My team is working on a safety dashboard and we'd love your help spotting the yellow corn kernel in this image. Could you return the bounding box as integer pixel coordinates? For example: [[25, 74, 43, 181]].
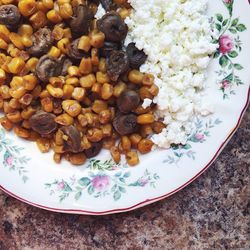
[[72, 87, 86, 101], [80, 74, 96, 88], [21, 36, 33, 47], [0, 38, 8, 50], [49, 77, 63, 88], [0, 25, 10, 42], [0, 117, 13, 131], [63, 27, 72, 39], [63, 84, 74, 99], [59, 3, 73, 19], [36, 0, 48, 12], [138, 139, 154, 154], [29, 11, 48, 29], [89, 31, 105, 48], [46, 84, 63, 98], [47, 46, 61, 58], [62, 100, 82, 117], [2, 0, 15, 4], [128, 70, 144, 84], [65, 77, 79, 86], [57, 38, 70, 53], [101, 83, 113, 100], [137, 114, 155, 125], [18, 24, 33, 36], [9, 76, 23, 89], [18, 0, 37, 17], [36, 138, 51, 153], [79, 58, 92, 75], [9, 33, 24, 50], [0, 68, 6, 84], [126, 151, 139, 166], [57, 0, 70, 4], [110, 146, 121, 164], [9, 98, 21, 109], [69, 153, 86, 166], [9, 86, 26, 99], [78, 36, 91, 52], [52, 25, 64, 41], [39, 89, 50, 99], [41, 96, 54, 112], [96, 71, 110, 84], [55, 113, 74, 126], [47, 9, 63, 23], [8, 57, 25, 74], [92, 100, 108, 114], [14, 126, 30, 139], [142, 73, 154, 86], [42, 0, 54, 9], [26, 57, 38, 72], [67, 65, 80, 76], [118, 7, 131, 19]]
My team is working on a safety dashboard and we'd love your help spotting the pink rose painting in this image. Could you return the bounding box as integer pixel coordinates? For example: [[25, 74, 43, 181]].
[[92, 175, 110, 191], [219, 35, 234, 54]]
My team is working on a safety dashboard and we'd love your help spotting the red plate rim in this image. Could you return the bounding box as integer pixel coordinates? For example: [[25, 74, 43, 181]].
[[0, 87, 249, 215]]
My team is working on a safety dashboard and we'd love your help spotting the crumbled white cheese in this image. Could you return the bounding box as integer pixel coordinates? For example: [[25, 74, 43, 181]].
[[95, 4, 106, 19], [142, 98, 153, 109], [125, 0, 217, 148]]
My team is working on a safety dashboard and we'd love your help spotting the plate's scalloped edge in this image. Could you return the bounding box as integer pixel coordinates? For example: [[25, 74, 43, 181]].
[[0, 87, 249, 215]]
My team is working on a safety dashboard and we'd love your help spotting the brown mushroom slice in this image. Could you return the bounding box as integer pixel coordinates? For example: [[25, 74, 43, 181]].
[[113, 114, 138, 135], [30, 111, 57, 135], [60, 125, 81, 153], [0, 4, 21, 29], [84, 142, 103, 158]]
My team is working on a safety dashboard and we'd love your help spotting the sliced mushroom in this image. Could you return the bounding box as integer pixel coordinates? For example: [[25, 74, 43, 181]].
[[27, 27, 53, 57], [126, 43, 147, 69], [69, 5, 94, 37], [84, 142, 103, 158], [97, 12, 128, 42], [35, 55, 62, 82], [60, 125, 81, 153], [0, 5, 21, 29], [67, 39, 90, 61], [117, 90, 140, 113], [106, 50, 129, 81], [113, 114, 138, 135], [30, 111, 57, 135]]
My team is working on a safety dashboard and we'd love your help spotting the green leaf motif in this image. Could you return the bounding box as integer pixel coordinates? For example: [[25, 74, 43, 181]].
[[113, 191, 121, 201], [216, 14, 223, 22], [88, 185, 95, 195], [215, 23, 222, 31], [78, 177, 91, 187], [236, 24, 247, 32], [228, 51, 238, 58], [231, 18, 239, 26], [219, 55, 229, 67], [234, 64, 243, 70]]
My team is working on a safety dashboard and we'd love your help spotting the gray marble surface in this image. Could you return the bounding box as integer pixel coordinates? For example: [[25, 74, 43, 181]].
[[0, 108, 249, 250]]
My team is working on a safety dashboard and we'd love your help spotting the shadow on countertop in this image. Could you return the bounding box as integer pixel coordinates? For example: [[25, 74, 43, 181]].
[[0, 108, 249, 250]]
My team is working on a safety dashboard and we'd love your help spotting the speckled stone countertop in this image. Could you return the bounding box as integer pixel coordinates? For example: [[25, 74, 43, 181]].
[[0, 108, 249, 250]]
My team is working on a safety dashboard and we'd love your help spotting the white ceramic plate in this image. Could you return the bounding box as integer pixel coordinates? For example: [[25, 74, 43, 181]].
[[0, 0, 249, 215]]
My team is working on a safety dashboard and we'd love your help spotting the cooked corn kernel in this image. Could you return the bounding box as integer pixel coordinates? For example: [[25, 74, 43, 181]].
[[57, 38, 70, 53], [18, 0, 37, 17], [137, 114, 155, 124], [48, 46, 61, 58], [96, 71, 110, 84], [92, 100, 108, 114], [80, 74, 96, 88], [62, 100, 82, 117], [79, 58, 92, 75], [68, 66, 80, 77], [126, 151, 139, 166], [14, 126, 30, 138], [41, 96, 54, 112], [0, 38, 8, 50], [46, 84, 64, 98], [47, 10, 63, 23], [101, 83, 113, 100], [9, 33, 24, 50], [52, 25, 64, 40], [69, 153, 86, 165], [42, 0, 54, 9], [23, 74, 38, 90], [59, 3, 73, 19], [36, 137, 51, 153], [29, 11, 48, 29], [138, 139, 154, 154], [55, 113, 74, 126], [72, 87, 86, 101], [78, 36, 91, 52], [128, 70, 144, 84], [110, 146, 121, 164], [63, 84, 74, 99]]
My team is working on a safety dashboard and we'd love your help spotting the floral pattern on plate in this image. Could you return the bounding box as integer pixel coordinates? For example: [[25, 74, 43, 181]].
[[212, 0, 247, 99], [0, 128, 30, 183], [45, 160, 160, 202]]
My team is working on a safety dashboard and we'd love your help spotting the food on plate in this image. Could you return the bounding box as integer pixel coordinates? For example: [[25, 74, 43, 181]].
[[0, 0, 164, 166], [0, 0, 215, 166]]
